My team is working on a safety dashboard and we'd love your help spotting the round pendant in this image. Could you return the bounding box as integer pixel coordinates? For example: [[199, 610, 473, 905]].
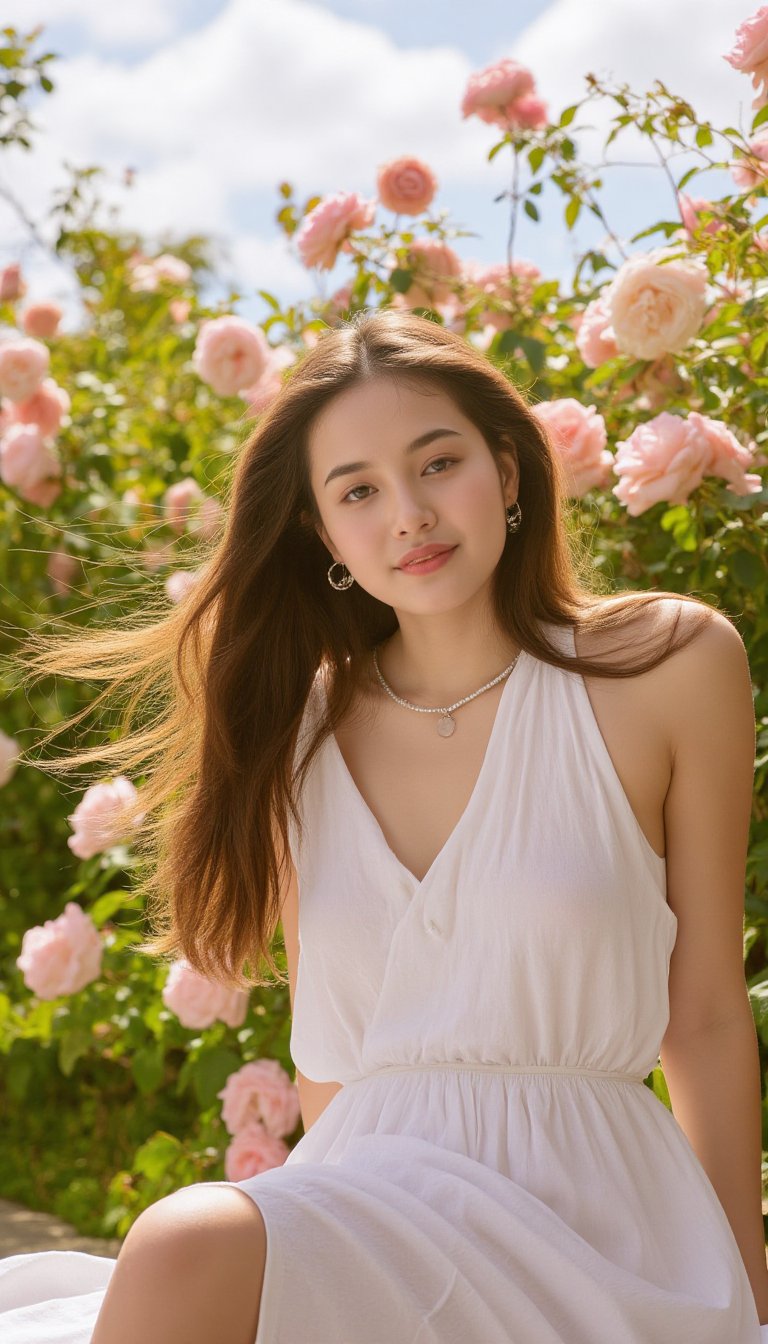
[[437, 714, 456, 737]]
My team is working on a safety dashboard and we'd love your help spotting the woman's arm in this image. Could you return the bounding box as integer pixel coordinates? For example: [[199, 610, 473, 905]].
[[656, 607, 768, 1319]]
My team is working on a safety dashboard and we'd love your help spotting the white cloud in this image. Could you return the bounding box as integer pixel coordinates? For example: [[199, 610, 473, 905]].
[[4, 0, 188, 47]]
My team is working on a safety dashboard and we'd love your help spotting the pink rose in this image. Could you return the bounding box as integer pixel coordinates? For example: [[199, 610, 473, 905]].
[[463, 259, 542, 329], [21, 302, 63, 340], [47, 549, 79, 595], [730, 131, 768, 189], [0, 337, 50, 402], [402, 238, 462, 308], [376, 156, 438, 215], [9, 378, 70, 438], [16, 902, 103, 1000], [723, 5, 768, 108], [152, 254, 192, 284], [161, 958, 249, 1029], [0, 263, 25, 303], [678, 195, 724, 238], [169, 298, 191, 324], [295, 191, 376, 270], [187, 494, 224, 541], [606, 248, 708, 361], [531, 398, 613, 497], [223, 1122, 290, 1182], [687, 412, 763, 496], [612, 411, 711, 516], [575, 296, 619, 367], [460, 58, 537, 129], [128, 252, 191, 292], [192, 315, 271, 397], [218, 1059, 301, 1138], [0, 423, 62, 504], [0, 728, 20, 786], [165, 569, 202, 603], [67, 775, 143, 860], [505, 95, 549, 130], [163, 477, 205, 533]]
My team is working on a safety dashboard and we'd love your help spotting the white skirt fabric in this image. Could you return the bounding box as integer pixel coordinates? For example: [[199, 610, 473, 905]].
[[2, 622, 766, 1341]]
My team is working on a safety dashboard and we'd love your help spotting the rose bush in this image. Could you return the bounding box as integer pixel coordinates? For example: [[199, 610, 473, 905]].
[[0, 16, 766, 1240]]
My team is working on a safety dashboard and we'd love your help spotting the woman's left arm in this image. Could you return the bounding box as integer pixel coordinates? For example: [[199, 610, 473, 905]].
[[657, 607, 768, 1321]]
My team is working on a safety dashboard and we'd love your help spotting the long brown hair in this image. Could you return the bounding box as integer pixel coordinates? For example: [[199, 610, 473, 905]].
[[12, 308, 714, 989]]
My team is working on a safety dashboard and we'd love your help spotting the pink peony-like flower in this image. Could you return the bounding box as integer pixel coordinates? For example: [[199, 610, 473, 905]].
[[0, 423, 62, 505], [0, 337, 50, 402], [163, 477, 205, 533], [376, 156, 438, 215], [402, 238, 462, 308], [0, 263, 25, 303], [461, 58, 537, 129], [687, 412, 763, 496], [161, 958, 250, 1030], [128, 252, 192, 292], [723, 5, 768, 108], [296, 191, 376, 270], [193, 315, 271, 397], [531, 398, 613, 498], [575, 296, 620, 367], [165, 569, 203, 603], [21, 302, 63, 340], [67, 775, 143, 860], [605, 248, 708, 361], [47, 549, 79, 596], [218, 1059, 301, 1138], [730, 131, 768, 189], [504, 94, 549, 130], [16, 902, 103, 1000], [170, 298, 191, 324], [612, 411, 712, 516], [0, 728, 20, 786], [223, 1122, 290, 1182], [677, 195, 724, 238], [9, 378, 70, 438]]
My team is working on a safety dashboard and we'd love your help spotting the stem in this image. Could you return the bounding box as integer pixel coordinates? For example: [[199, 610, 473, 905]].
[[506, 141, 521, 269]]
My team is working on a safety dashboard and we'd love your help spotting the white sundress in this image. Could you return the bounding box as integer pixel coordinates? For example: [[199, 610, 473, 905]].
[[1, 619, 766, 1343]]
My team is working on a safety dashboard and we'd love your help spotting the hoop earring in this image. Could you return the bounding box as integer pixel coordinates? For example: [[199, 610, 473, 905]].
[[327, 560, 355, 590], [506, 501, 522, 533]]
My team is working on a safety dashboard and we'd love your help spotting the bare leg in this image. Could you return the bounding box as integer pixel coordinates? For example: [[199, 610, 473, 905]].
[[91, 1184, 268, 1344]]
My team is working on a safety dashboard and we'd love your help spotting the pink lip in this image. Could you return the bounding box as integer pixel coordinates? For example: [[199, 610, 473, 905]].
[[398, 546, 457, 574]]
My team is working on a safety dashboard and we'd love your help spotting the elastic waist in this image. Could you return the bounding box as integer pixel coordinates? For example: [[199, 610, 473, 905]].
[[354, 1062, 647, 1084]]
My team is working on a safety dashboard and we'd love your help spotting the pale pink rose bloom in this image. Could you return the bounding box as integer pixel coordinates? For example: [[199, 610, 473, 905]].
[[531, 398, 613, 497], [0, 423, 62, 502], [677, 195, 724, 238], [10, 378, 70, 438], [575, 296, 620, 367], [218, 1058, 301, 1137], [730, 131, 768, 189], [162, 958, 250, 1030], [21, 302, 63, 340], [0, 728, 20, 786], [295, 191, 376, 270], [606, 248, 708, 361], [163, 477, 205, 533], [47, 549, 79, 595], [723, 5, 768, 108], [0, 263, 25, 303], [188, 494, 224, 541], [128, 252, 191, 292], [464, 259, 542, 329], [376, 156, 438, 215], [0, 337, 50, 402], [193, 315, 271, 397], [169, 298, 191, 324], [242, 365, 284, 417], [165, 569, 202, 603], [270, 343, 298, 370], [505, 94, 549, 130], [461, 58, 536, 128], [152, 254, 192, 284], [612, 411, 711, 516], [16, 902, 103, 1000], [67, 775, 143, 860], [23, 477, 62, 508], [224, 1122, 290, 1182], [687, 412, 763, 496], [403, 238, 462, 308]]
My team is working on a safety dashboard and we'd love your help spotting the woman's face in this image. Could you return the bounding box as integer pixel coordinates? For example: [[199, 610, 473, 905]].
[[307, 374, 519, 616]]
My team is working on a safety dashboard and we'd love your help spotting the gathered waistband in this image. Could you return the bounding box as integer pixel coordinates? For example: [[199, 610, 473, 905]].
[[352, 1062, 647, 1085]]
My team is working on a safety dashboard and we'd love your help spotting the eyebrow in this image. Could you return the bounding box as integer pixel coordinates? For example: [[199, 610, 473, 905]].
[[323, 428, 463, 487]]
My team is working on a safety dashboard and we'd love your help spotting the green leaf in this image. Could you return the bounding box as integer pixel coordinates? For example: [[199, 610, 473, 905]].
[[131, 1043, 165, 1095], [58, 1027, 91, 1077], [89, 889, 135, 927], [133, 1131, 183, 1182], [524, 199, 539, 222], [389, 267, 413, 294], [193, 1045, 243, 1110], [731, 549, 766, 589], [695, 125, 713, 148], [565, 197, 581, 230], [753, 103, 768, 132], [558, 104, 578, 128], [528, 145, 545, 174]]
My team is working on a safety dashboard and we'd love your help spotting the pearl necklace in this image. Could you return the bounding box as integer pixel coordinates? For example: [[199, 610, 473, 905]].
[[371, 644, 522, 737]]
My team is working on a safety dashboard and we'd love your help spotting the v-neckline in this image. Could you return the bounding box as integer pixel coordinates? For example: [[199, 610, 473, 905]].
[[321, 650, 531, 893]]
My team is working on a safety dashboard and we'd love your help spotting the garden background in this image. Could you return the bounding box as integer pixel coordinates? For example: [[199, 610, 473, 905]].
[[1, 0, 767, 1243]]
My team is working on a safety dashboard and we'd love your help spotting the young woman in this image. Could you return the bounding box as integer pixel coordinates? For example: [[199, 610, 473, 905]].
[[1, 309, 766, 1343]]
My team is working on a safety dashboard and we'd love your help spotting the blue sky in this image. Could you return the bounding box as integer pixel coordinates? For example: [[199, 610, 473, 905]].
[[2, 0, 755, 329]]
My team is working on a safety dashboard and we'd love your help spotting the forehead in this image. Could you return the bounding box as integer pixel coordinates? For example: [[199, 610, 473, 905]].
[[308, 375, 469, 452]]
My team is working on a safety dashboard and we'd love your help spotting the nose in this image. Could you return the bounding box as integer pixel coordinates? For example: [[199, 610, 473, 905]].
[[390, 483, 437, 535]]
